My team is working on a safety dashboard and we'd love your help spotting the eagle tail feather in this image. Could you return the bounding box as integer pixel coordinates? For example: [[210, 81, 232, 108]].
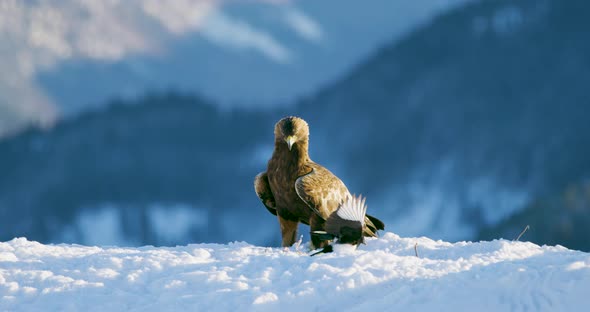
[[367, 214, 385, 230], [363, 214, 385, 237]]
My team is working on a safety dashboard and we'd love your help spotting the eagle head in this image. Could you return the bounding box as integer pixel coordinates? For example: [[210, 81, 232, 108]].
[[274, 116, 309, 151]]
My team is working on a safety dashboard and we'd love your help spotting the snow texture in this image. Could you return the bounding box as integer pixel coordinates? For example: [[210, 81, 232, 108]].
[[1, 233, 589, 311]]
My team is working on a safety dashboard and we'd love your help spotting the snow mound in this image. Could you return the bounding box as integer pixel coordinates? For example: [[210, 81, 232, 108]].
[[1, 233, 589, 311]]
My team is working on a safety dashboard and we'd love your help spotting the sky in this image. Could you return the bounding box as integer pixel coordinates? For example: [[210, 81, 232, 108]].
[[0, 0, 471, 136]]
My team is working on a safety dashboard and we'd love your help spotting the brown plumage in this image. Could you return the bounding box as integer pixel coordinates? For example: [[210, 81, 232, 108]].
[[254, 116, 384, 249]]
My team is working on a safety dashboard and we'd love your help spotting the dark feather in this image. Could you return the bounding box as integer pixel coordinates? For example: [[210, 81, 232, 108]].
[[310, 245, 334, 256], [367, 214, 385, 231], [254, 172, 277, 216], [312, 231, 336, 241]]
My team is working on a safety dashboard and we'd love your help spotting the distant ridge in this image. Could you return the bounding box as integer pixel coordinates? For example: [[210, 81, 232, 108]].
[[1, 0, 589, 250]]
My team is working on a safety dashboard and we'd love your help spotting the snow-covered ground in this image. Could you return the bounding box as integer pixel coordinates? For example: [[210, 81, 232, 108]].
[[1, 233, 589, 311]]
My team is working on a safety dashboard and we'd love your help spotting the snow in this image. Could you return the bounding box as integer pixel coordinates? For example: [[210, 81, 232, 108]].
[[148, 204, 209, 244], [57, 203, 211, 247], [1, 234, 589, 311], [58, 205, 135, 247], [376, 159, 531, 241]]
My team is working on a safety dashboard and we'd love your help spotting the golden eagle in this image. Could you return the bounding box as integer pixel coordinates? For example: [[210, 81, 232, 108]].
[[254, 116, 384, 249]]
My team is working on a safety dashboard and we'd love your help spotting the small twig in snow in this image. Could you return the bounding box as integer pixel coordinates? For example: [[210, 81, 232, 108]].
[[414, 243, 419, 258], [514, 225, 530, 241], [294, 235, 304, 252]]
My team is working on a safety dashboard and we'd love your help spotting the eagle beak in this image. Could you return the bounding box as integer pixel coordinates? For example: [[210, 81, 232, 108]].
[[285, 136, 296, 151]]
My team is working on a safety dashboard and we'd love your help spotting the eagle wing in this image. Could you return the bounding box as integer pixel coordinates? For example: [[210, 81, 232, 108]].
[[254, 172, 277, 216], [296, 165, 385, 239], [294, 164, 351, 220]]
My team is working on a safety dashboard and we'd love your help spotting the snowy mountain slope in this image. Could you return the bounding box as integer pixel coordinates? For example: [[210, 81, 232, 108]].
[[2, 0, 590, 250], [0, 0, 471, 137], [292, 0, 590, 241], [1, 234, 589, 311], [479, 181, 590, 252]]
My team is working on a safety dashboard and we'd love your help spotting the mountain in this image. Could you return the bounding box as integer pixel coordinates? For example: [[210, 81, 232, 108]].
[[1, 0, 589, 249], [1, 235, 589, 311], [289, 0, 590, 240], [0, 0, 470, 137], [0, 93, 278, 246], [478, 180, 590, 251]]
